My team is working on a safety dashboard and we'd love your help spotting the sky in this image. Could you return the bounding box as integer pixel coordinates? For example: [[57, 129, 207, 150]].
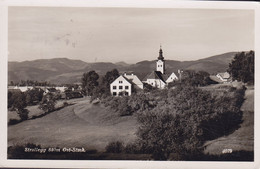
[[8, 7, 254, 63]]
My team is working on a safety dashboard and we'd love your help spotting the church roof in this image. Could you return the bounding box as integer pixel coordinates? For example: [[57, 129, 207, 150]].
[[144, 71, 166, 83]]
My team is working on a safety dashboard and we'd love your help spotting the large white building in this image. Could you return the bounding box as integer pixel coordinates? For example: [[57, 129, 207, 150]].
[[110, 73, 143, 96], [110, 75, 132, 96], [143, 46, 179, 89]]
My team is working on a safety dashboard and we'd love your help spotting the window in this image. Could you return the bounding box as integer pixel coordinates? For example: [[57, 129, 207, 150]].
[[119, 86, 123, 89], [119, 92, 123, 96], [119, 81, 123, 83], [125, 92, 129, 96], [125, 86, 129, 90], [113, 86, 116, 89], [113, 92, 117, 96]]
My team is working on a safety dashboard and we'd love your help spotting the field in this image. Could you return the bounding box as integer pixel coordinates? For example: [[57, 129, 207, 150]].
[[8, 85, 254, 157], [8, 97, 138, 151]]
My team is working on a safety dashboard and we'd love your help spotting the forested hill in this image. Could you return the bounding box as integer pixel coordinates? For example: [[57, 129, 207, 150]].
[[8, 52, 238, 84]]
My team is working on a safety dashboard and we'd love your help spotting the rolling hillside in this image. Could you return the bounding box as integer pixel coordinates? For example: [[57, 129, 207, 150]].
[[8, 52, 239, 84]]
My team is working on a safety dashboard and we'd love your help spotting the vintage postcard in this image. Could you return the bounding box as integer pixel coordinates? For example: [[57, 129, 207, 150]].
[[0, 0, 259, 168]]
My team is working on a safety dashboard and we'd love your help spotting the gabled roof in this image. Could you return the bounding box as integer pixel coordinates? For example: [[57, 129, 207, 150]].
[[144, 71, 166, 83], [217, 72, 230, 79], [124, 74, 143, 86], [111, 75, 132, 86]]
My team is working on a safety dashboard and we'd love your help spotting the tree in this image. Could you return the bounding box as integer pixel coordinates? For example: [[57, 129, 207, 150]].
[[179, 70, 216, 87], [228, 51, 254, 84], [81, 71, 99, 96], [101, 69, 120, 95], [8, 90, 29, 120], [39, 93, 57, 113], [25, 88, 44, 105], [136, 85, 244, 160]]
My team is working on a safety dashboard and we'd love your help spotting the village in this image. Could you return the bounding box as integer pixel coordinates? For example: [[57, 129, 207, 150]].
[[8, 47, 231, 98], [7, 48, 254, 161]]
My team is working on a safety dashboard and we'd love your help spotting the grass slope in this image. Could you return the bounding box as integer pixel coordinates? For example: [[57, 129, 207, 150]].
[[8, 98, 137, 151], [203, 88, 254, 155]]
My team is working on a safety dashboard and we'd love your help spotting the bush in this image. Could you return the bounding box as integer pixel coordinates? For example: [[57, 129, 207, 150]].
[[63, 101, 69, 107], [136, 85, 245, 160], [17, 108, 29, 121], [39, 93, 57, 113], [8, 119, 21, 125], [124, 142, 143, 154], [105, 141, 125, 153]]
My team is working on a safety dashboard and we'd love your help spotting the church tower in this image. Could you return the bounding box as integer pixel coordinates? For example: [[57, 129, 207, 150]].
[[156, 45, 165, 74]]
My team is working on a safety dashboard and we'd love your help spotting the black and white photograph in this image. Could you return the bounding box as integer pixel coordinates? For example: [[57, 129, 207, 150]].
[[0, 0, 259, 168]]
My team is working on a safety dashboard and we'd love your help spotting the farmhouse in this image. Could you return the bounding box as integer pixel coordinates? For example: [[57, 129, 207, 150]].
[[110, 73, 143, 96], [143, 46, 179, 89], [216, 72, 231, 82]]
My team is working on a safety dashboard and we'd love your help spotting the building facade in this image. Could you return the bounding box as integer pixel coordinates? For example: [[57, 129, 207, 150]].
[[110, 75, 132, 96]]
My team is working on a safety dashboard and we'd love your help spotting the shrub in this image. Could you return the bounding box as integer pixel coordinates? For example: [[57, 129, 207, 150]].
[[124, 142, 143, 154], [17, 108, 29, 121], [8, 119, 21, 125], [105, 141, 125, 153], [39, 93, 57, 113], [136, 85, 245, 160], [63, 101, 69, 107]]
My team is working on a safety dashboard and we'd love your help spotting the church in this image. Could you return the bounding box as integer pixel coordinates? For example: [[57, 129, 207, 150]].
[[143, 46, 179, 89]]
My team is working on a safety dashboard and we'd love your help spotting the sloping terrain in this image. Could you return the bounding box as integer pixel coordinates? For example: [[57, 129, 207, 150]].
[[8, 98, 138, 151], [203, 88, 254, 155]]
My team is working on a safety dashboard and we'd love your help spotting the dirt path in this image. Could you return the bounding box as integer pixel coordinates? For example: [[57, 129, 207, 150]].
[[203, 88, 254, 155]]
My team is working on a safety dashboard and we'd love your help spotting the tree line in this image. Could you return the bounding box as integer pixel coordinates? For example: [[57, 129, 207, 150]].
[[228, 50, 254, 84]]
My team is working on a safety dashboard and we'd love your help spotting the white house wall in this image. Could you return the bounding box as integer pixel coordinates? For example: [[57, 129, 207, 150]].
[[110, 76, 132, 96], [166, 72, 179, 83], [147, 79, 166, 89]]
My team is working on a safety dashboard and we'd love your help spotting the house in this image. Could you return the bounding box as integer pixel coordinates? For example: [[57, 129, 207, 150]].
[[110, 72, 144, 96], [143, 46, 179, 89], [110, 75, 132, 96], [123, 73, 144, 89], [216, 72, 231, 82]]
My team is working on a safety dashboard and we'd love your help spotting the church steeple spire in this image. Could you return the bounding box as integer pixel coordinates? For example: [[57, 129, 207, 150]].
[[158, 45, 164, 60], [156, 45, 165, 74]]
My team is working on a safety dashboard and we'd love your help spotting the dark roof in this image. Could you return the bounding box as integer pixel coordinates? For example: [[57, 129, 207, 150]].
[[144, 71, 166, 83], [121, 75, 134, 85]]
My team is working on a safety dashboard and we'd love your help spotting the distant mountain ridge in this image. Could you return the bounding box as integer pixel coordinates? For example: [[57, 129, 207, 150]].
[[8, 52, 238, 84]]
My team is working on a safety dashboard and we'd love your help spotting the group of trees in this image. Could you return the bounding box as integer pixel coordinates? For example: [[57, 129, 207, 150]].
[[8, 90, 29, 121], [8, 88, 45, 121], [81, 69, 119, 99], [9, 80, 54, 87], [168, 70, 217, 88], [103, 83, 245, 160], [8, 88, 57, 122], [228, 51, 254, 84], [136, 85, 245, 160]]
